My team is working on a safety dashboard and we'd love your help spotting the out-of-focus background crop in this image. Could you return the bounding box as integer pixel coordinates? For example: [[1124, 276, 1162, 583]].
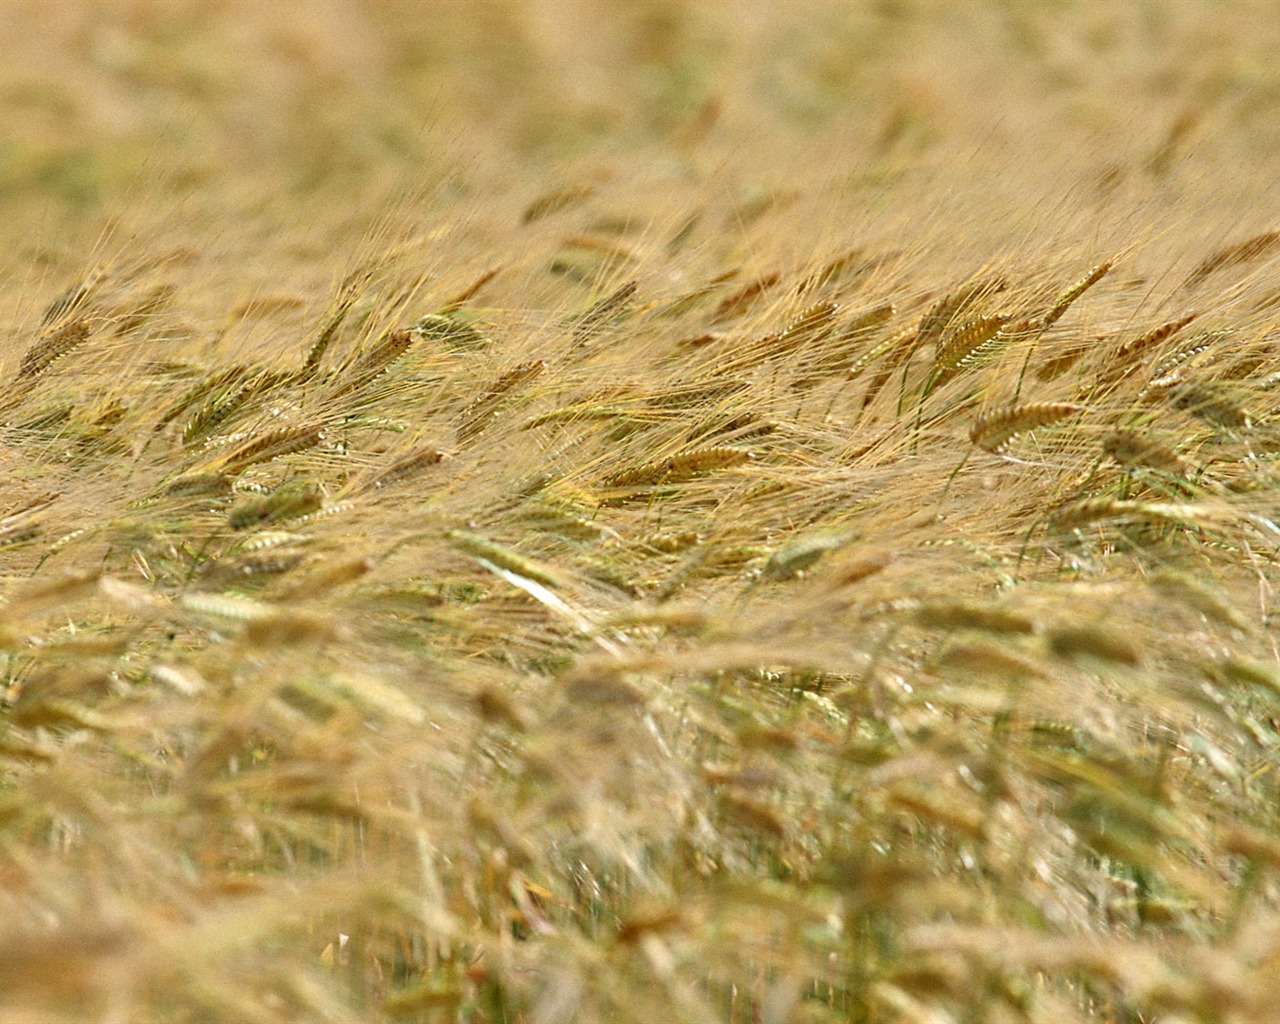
[[4, 1, 1279, 222], [3, 1, 1279, 332]]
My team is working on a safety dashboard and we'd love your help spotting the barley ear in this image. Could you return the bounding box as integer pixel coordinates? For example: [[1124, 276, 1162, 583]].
[[17, 318, 95, 379], [969, 402, 1083, 453], [925, 312, 1015, 394], [1040, 260, 1113, 330]]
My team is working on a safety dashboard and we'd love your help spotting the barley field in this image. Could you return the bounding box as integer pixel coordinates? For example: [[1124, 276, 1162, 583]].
[[6, 2, 1280, 1021]]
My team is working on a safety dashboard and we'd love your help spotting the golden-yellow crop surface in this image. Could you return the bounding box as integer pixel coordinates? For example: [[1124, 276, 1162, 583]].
[[4, 3, 1280, 1021]]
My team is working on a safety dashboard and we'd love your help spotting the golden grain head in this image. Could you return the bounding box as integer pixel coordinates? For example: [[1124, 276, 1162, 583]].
[[969, 402, 1083, 453]]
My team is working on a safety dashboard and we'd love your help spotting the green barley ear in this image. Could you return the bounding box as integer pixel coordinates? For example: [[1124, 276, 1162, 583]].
[[848, 324, 917, 382], [154, 365, 251, 433], [297, 262, 383, 383], [760, 528, 856, 581], [1094, 312, 1200, 395], [330, 329, 416, 397], [412, 312, 491, 351], [298, 298, 353, 382], [1116, 312, 1199, 364], [1164, 379, 1253, 430], [164, 472, 233, 497], [445, 529, 567, 589], [181, 372, 283, 447], [796, 246, 869, 295]]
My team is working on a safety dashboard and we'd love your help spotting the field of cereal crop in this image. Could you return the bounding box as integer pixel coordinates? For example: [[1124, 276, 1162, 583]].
[[6, 3, 1280, 1021]]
